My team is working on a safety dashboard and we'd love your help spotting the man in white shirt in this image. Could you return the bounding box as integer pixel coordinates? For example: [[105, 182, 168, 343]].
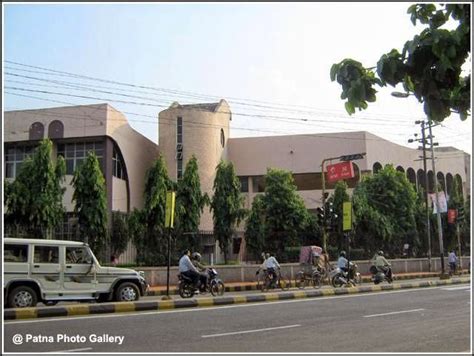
[[264, 253, 280, 283], [179, 249, 200, 288]]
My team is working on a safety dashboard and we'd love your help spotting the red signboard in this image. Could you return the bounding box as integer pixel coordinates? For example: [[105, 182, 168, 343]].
[[326, 161, 355, 182], [448, 209, 457, 224]]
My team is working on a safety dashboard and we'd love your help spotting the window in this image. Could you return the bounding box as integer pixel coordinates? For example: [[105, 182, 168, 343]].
[[112, 146, 126, 180], [372, 162, 382, 174], [48, 120, 64, 139], [34, 246, 59, 264], [66, 247, 92, 264], [4, 146, 35, 178], [292, 173, 320, 191], [238, 176, 249, 192], [177, 117, 183, 180], [29, 122, 44, 140], [4, 244, 28, 263], [220, 129, 225, 148], [252, 176, 266, 192], [57, 142, 103, 175]]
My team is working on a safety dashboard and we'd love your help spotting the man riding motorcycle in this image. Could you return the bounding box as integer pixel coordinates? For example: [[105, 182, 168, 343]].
[[372, 250, 393, 282], [337, 251, 349, 273], [178, 249, 201, 289], [191, 252, 208, 291]]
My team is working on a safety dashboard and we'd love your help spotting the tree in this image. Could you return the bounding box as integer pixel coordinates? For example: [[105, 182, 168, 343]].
[[244, 168, 319, 261], [330, 4, 470, 122], [244, 194, 266, 259], [72, 151, 108, 255], [4, 139, 65, 238], [175, 155, 208, 253], [130, 155, 173, 266], [110, 212, 130, 259], [329, 180, 350, 251], [211, 160, 246, 264], [353, 165, 419, 257]]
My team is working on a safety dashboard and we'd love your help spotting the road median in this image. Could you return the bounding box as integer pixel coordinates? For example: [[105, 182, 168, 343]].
[[4, 276, 470, 321]]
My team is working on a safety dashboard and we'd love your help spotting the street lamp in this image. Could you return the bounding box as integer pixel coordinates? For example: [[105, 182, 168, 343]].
[[320, 152, 366, 254]]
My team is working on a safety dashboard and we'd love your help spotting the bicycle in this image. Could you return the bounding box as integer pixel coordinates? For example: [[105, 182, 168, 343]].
[[295, 266, 322, 289], [261, 268, 291, 292]]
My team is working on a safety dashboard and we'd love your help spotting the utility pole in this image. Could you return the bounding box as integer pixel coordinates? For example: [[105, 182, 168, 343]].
[[427, 120, 447, 278], [411, 120, 432, 271]]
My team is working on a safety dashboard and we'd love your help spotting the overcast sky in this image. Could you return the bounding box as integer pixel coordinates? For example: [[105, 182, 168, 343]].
[[3, 2, 472, 154]]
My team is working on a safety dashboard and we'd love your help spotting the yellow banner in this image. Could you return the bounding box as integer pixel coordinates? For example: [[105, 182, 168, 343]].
[[343, 201, 352, 231], [165, 191, 176, 228]]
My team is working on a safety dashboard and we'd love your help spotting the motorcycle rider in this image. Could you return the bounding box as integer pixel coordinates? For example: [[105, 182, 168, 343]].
[[191, 252, 208, 291], [178, 249, 200, 289], [337, 251, 349, 274], [373, 250, 392, 281]]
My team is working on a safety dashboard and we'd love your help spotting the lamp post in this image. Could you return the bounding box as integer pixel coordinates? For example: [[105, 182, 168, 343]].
[[320, 152, 366, 254]]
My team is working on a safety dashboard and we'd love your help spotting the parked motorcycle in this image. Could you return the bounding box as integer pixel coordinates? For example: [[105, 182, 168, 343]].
[[369, 265, 393, 284], [330, 262, 361, 288], [178, 268, 225, 298]]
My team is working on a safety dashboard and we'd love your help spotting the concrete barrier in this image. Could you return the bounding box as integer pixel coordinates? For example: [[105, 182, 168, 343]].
[[137, 256, 470, 286]]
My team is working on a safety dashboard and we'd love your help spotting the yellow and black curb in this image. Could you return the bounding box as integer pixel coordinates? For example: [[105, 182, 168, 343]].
[[4, 276, 470, 321]]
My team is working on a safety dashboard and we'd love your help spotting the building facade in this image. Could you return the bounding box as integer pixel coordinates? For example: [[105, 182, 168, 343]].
[[4, 101, 471, 264]]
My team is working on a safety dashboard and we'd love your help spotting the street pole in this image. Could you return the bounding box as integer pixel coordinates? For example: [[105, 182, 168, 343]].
[[166, 227, 171, 298], [321, 158, 328, 254], [456, 222, 462, 272], [420, 121, 432, 271], [427, 120, 446, 277]]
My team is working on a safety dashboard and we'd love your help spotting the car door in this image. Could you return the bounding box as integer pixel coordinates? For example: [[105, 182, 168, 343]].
[[31, 244, 62, 297], [63, 246, 97, 296]]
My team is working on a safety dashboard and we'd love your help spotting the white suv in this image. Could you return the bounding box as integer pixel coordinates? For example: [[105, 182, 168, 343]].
[[4, 238, 148, 308]]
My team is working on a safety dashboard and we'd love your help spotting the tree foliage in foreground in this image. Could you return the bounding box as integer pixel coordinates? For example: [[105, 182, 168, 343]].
[[5, 139, 65, 238], [331, 3, 470, 122]]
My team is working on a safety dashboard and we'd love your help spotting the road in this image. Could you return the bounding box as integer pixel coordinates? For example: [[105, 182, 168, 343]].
[[4, 285, 471, 353]]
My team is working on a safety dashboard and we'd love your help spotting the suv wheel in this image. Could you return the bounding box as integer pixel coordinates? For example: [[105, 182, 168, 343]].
[[8, 286, 38, 308], [115, 282, 139, 302]]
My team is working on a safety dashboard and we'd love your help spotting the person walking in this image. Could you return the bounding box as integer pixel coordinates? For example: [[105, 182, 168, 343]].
[[448, 250, 457, 275]]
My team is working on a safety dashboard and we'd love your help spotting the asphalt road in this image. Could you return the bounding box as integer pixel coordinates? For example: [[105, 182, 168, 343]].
[[4, 284, 471, 353]]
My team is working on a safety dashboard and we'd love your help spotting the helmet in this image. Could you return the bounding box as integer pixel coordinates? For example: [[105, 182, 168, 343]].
[[191, 252, 201, 261], [378, 250, 384, 256], [340, 251, 346, 257]]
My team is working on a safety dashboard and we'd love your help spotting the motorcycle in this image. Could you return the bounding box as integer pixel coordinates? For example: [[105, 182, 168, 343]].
[[370, 265, 393, 284], [330, 262, 361, 288], [178, 268, 225, 298]]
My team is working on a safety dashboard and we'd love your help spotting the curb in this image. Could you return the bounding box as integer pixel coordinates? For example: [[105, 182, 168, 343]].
[[4, 277, 470, 321], [146, 271, 469, 296]]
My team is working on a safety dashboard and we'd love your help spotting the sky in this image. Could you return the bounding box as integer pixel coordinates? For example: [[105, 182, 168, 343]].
[[3, 2, 472, 155]]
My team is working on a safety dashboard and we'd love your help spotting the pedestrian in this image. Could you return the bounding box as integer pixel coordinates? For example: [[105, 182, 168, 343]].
[[111, 254, 118, 266], [448, 250, 457, 275]]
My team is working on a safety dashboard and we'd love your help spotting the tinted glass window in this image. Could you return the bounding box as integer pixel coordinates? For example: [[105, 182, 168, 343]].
[[34, 246, 59, 264], [4, 244, 28, 263]]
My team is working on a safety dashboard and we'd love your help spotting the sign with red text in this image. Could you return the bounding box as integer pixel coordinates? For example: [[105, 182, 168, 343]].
[[326, 161, 355, 182], [447, 209, 457, 224]]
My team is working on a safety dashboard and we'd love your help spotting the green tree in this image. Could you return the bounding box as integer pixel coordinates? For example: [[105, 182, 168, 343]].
[[175, 155, 208, 253], [353, 165, 419, 257], [211, 160, 246, 264], [110, 212, 130, 259], [244, 194, 266, 259], [328, 180, 351, 251], [330, 3, 470, 122], [263, 168, 315, 257], [4, 139, 65, 238], [131, 155, 173, 266], [72, 151, 108, 255], [445, 178, 465, 251]]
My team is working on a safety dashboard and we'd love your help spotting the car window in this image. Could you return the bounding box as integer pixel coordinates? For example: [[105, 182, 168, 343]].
[[34, 246, 59, 264], [66, 247, 92, 264], [4, 244, 28, 263]]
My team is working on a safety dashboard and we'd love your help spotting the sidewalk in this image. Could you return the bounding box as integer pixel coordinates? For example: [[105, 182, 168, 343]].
[[147, 270, 469, 296]]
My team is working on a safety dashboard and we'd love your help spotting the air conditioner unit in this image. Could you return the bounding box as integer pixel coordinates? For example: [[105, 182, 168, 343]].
[[176, 143, 183, 151]]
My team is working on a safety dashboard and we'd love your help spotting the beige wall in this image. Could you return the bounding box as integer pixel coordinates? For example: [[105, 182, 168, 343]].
[[159, 100, 231, 231], [112, 177, 128, 212]]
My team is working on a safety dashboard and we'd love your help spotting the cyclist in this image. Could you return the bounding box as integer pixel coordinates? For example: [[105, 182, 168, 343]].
[[265, 252, 281, 286]]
